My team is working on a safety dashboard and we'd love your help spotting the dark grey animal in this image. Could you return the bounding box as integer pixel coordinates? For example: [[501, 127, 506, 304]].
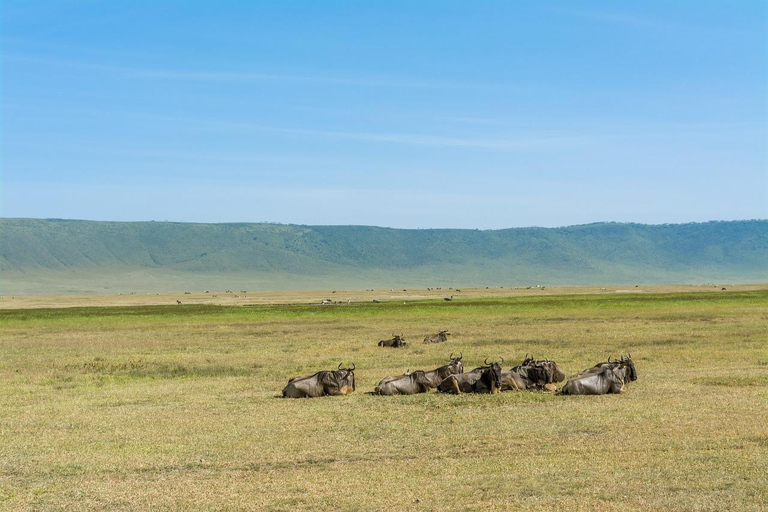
[[575, 355, 637, 381], [422, 353, 464, 388], [439, 358, 502, 394], [559, 366, 626, 395], [282, 363, 356, 398], [378, 334, 406, 348], [560, 355, 637, 395], [423, 330, 450, 343], [501, 356, 565, 391], [374, 370, 433, 395]]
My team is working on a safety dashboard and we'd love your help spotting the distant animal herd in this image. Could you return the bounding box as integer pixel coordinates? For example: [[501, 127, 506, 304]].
[[282, 330, 638, 398]]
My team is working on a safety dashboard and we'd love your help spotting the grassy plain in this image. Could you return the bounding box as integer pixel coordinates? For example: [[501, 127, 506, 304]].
[[1, 288, 767, 510]]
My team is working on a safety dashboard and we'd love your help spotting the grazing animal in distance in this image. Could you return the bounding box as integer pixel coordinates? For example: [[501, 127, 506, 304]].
[[378, 334, 407, 348], [423, 330, 450, 343], [282, 363, 356, 398]]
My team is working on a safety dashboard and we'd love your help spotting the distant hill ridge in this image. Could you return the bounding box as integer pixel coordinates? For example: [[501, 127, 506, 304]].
[[1, 218, 766, 293]]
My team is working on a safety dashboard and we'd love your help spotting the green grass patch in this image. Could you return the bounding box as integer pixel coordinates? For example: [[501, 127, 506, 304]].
[[1, 289, 767, 510]]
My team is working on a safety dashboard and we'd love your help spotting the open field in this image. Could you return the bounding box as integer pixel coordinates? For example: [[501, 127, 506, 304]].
[[2, 283, 766, 309], [2, 288, 767, 510]]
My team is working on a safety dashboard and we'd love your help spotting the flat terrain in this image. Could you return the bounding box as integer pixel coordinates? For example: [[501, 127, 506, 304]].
[[2, 287, 767, 510], [2, 283, 765, 309]]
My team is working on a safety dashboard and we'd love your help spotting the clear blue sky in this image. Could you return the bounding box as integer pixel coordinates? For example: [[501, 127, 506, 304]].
[[1, 1, 766, 228]]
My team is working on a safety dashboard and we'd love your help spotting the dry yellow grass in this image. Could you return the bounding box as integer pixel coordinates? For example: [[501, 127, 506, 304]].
[[1, 287, 766, 510]]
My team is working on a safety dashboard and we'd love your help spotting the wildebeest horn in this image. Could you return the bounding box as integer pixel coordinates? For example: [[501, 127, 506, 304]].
[[608, 356, 612, 363], [500, 357, 504, 364], [450, 352, 455, 360], [349, 363, 355, 371], [458, 352, 463, 361], [484, 357, 490, 365], [338, 362, 343, 370]]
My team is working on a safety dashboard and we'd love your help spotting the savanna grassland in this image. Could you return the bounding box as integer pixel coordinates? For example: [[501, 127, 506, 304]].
[[1, 288, 767, 511]]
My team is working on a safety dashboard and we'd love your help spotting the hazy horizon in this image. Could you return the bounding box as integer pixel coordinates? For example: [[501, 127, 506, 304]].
[[1, 215, 766, 232]]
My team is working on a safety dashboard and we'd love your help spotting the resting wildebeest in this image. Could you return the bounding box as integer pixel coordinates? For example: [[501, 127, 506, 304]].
[[423, 330, 450, 343], [282, 363, 356, 398], [559, 355, 637, 395], [374, 370, 433, 395], [558, 365, 626, 395], [422, 353, 464, 387], [438, 358, 502, 394], [378, 334, 406, 348], [501, 356, 566, 391], [574, 355, 637, 381]]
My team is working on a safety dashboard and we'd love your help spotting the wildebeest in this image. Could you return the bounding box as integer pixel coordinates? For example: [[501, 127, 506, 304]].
[[422, 353, 464, 387], [438, 358, 502, 394], [574, 355, 637, 381], [374, 370, 433, 395], [282, 363, 356, 398], [558, 366, 626, 395], [501, 355, 565, 391], [378, 334, 406, 348], [559, 355, 637, 395], [423, 330, 450, 343]]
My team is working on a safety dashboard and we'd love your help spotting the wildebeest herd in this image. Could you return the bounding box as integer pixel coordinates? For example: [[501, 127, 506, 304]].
[[281, 351, 638, 398]]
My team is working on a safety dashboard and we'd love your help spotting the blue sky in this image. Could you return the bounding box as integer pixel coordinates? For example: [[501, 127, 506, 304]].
[[1, 1, 766, 228]]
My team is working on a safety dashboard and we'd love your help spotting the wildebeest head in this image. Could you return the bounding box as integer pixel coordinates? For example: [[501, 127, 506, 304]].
[[448, 352, 464, 373], [482, 357, 503, 393], [523, 361, 551, 388], [327, 362, 356, 394], [539, 359, 566, 383], [620, 354, 637, 382], [423, 353, 464, 387]]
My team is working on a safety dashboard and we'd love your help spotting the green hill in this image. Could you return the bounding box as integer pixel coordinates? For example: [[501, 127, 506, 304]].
[[1, 218, 766, 293]]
